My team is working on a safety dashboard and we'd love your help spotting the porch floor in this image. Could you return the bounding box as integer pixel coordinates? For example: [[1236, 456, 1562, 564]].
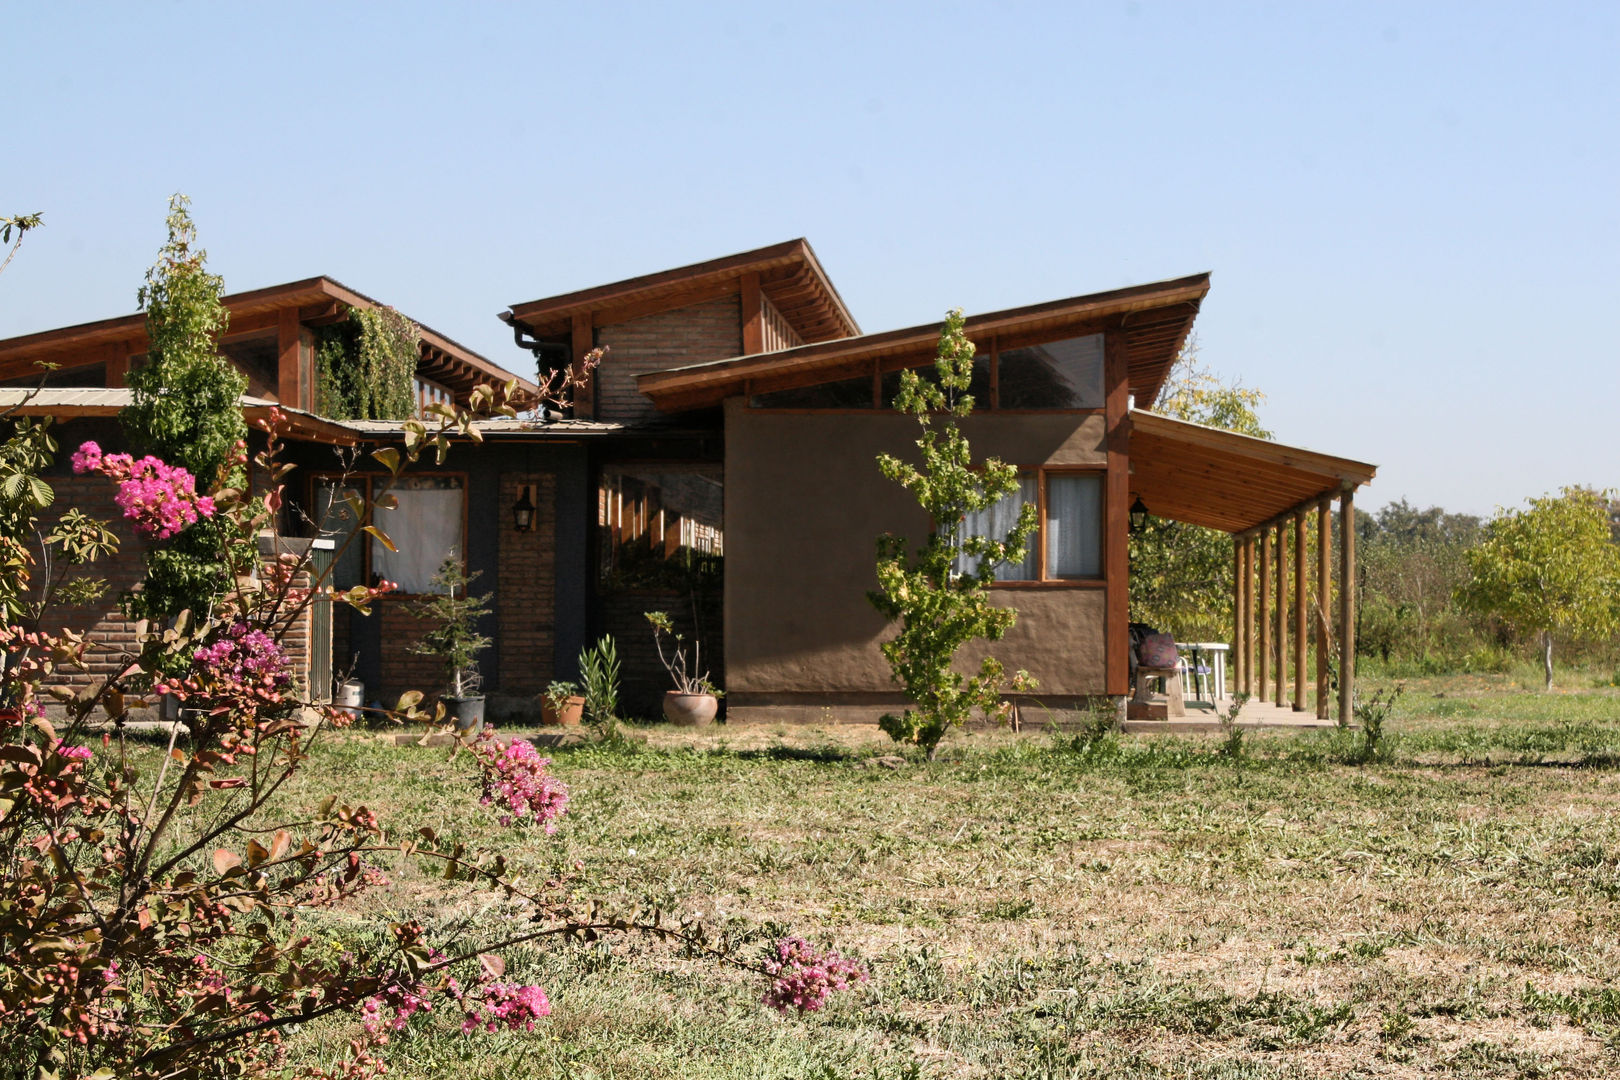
[[1121, 695, 1344, 735]]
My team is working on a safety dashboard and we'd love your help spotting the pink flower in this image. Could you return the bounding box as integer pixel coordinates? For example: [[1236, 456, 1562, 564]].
[[72, 442, 215, 540], [472, 737, 568, 831], [70, 441, 103, 473], [762, 938, 867, 1014], [459, 982, 550, 1033]]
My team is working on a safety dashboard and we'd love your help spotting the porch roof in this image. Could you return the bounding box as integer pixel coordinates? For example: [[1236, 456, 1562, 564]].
[[1129, 410, 1376, 534], [0, 388, 361, 446], [635, 272, 1210, 412]]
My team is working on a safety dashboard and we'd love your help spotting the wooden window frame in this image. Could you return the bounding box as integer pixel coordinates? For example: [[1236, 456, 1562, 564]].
[[981, 465, 1108, 590], [307, 470, 470, 597]]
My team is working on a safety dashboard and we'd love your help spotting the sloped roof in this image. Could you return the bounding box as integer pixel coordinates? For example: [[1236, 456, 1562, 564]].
[[0, 388, 360, 445], [501, 238, 859, 344], [1129, 410, 1377, 533], [636, 273, 1210, 412]]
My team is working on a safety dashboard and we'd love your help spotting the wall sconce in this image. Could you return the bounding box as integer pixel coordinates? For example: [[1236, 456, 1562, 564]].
[[1129, 495, 1150, 534], [512, 485, 536, 533]]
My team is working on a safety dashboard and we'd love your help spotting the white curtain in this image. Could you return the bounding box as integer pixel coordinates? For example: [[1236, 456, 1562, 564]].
[[1046, 474, 1102, 578], [372, 486, 464, 593], [956, 475, 1038, 581]]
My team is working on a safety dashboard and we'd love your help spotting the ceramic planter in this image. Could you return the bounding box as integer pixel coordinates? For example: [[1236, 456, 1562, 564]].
[[444, 694, 486, 736], [541, 694, 585, 727], [662, 691, 718, 727]]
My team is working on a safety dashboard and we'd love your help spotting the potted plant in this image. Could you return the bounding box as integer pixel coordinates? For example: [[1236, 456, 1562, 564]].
[[409, 555, 493, 736], [645, 611, 722, 726], [540, 680, 584, 726]]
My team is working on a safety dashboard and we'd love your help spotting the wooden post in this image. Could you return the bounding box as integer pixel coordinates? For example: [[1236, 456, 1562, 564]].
[[1293, 508, 1307, 711], [1244, 535, 1256, 696], [277, 308, 302, 408], [1232, 537, 1246, 697], [1338, 488, 1357, 724], [1103, 331, 1131, 697], [1274, 519, 1287, 708], [740, 272, 764, 356], [1257, 528, 1270, 696], [1316, 499, 1331, 719]]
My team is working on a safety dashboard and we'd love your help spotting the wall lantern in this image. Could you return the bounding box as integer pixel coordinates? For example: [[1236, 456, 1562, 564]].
[[512, 485, 536, 533], [1129, 495, 1150, 534]]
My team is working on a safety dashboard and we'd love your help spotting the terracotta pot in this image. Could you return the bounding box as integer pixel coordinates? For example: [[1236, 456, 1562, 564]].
[[662, 691, 718, 727], [541, 694, 585, 727]]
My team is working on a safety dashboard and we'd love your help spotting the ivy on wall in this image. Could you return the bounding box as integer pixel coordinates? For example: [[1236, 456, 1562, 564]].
[[314, 305, 420, 420]]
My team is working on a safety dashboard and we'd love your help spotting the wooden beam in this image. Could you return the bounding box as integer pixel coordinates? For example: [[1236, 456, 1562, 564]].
[[1242, 535, 1255, 696], [1257, 528, 1270, 695], [571, 312, 595, 421], [1232, 536, 1243, 698], [277, 308, 301, 407], [741, 272, 764, 356], [1293, 507, 1308, 711], [1104, 330, 1130, 697], [1316, 498, 1332, 720], [1274, 519, 1287, 708], [1339, 489, 1357, 725]]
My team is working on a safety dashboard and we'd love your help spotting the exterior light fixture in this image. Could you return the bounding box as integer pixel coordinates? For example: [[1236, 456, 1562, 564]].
[[1129, 495, 1150, 533], [512, 485, 536, 533]]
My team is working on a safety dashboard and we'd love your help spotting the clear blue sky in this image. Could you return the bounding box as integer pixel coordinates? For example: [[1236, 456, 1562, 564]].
[[4, 2, 1615, 517]]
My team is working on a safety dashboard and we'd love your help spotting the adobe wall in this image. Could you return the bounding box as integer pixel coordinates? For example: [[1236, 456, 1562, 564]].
[[593, 296, 742, 424], [722, 401, 1112, 717]]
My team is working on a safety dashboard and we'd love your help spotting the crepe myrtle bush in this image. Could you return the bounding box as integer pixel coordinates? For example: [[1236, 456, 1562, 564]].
[[0, 389, 861, 1080]]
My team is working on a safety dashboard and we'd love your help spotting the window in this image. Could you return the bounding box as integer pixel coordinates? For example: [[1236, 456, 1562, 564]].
[[311, 474, 466, 594], [952, 469, 1103, 583]]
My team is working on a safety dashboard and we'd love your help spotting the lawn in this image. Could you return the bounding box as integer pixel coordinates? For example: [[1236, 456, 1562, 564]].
[[278, 675, 1620, 1078]]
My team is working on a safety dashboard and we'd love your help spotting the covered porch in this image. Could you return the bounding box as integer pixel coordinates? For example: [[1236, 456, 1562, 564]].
[[1125, 409, 1378, 728]]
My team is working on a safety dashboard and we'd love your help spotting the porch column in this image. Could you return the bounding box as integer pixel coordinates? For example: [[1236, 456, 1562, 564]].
[[1338, 488, 1357, 723], [1316, 499, 1331, 719], [1257, 528, 1271, 696], [1293, 508, 1308, 711], [1232, 537, 1244, 696], [1274, 519, 1287, 708]]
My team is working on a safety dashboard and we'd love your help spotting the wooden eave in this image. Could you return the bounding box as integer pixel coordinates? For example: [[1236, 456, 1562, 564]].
[[636, 273, 1211, 412], [0, 277, 539, 404], [501, 238, 860, 344], [0, 389, 359, 446], [1129, 410, 1376, 534]]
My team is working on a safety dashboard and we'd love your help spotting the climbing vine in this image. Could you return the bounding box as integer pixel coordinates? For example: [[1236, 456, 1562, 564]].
[[314, 306, 419, 420]]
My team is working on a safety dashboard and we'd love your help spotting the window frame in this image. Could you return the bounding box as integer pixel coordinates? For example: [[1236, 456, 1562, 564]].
[[964, 465, 1107, 590], [307, 470, 470, 596]]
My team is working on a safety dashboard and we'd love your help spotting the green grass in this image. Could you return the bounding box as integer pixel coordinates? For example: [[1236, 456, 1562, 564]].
[[266, 676, 1620, 1077]]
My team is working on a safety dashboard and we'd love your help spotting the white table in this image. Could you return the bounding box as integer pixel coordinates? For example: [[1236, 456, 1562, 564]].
[[1175, 642, 1229, 703]]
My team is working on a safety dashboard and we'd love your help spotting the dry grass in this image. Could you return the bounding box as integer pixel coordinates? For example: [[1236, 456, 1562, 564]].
[[274, 678, 1620, 1078]]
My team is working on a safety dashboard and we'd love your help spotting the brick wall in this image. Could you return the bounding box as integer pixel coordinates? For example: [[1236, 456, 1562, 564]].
[[376, 600, 445, 704], [594, 295, 742, 424], [596, 585, 722, 721], [497, 472, 556, 695]]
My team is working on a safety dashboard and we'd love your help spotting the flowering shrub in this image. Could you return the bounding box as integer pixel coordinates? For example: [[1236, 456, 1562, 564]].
[[71, 440, 215, 540], [762, 937, 869, 1014], [472, 734, 570, 830]]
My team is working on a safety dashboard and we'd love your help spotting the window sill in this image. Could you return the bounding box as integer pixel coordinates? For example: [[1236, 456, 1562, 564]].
[[989, 579, 1106, 590]]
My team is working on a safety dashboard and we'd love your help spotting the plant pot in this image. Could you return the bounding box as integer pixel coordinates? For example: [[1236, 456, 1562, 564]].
[[541, 694, 585, 727], [663, 691, 718, 727], [335, 679, 365, 721], [444, 694, 486, 736]]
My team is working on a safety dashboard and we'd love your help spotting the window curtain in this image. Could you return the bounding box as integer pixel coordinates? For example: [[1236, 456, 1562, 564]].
[[956, 475, 1039, 581], [372, 482, 464, 593], [1046, 474, 1102, 578]]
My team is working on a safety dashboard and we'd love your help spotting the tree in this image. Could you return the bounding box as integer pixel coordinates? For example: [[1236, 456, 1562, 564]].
[[869, 309, 1036, 760], [1357, 499, 1482, 666], [0, 211, 42, 279], [121, 195, 250, 623], [1459, 487, 1620, 690], [1128, 343, 1269, 638]]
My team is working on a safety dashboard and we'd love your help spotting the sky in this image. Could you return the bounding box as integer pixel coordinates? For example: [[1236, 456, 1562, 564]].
[[3, 1, 1615, 518]]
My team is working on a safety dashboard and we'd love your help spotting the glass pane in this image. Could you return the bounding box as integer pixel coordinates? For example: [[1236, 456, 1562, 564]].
[[750, 375, 872, 409], [997, 333, 1105, 409], [880, 354, 990, 410], [955, 475, 1038, 581], [371, 476, 465, 593], [313, 479, 366, 590], [1046, 473, 1103, 578]]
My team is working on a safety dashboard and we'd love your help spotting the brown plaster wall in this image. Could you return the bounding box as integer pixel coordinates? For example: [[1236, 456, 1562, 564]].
[[723, 401, 1110, 700]]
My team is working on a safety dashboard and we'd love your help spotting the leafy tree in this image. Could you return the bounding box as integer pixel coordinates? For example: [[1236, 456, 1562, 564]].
[[1357, 499, 1484, 667], [0, 211, 42, 278], [1128, 344, 1269, 638], [1459, 487, 1620, 690], [869, 309, 1036, 760], [121, 195, 249, 624]]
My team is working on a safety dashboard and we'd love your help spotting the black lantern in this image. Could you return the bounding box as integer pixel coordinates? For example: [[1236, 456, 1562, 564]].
[[1129, 495, 1150, 533], [512, 485, 536, 533]]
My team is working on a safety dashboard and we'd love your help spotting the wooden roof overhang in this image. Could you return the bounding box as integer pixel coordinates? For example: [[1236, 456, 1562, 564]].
[[1129, 410, 1376, 534], [0, 277, 539, 406], [0, 389, 360, 446], [635, 273, 1211, 413], [500, 238, 860, 344]]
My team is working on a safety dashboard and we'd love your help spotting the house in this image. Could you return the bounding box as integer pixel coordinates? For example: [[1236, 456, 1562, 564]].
[[0, 242, 1375, 723]]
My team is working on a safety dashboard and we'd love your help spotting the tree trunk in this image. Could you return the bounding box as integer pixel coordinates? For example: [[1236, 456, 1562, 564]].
[[1543, 630, 1554, 692]]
